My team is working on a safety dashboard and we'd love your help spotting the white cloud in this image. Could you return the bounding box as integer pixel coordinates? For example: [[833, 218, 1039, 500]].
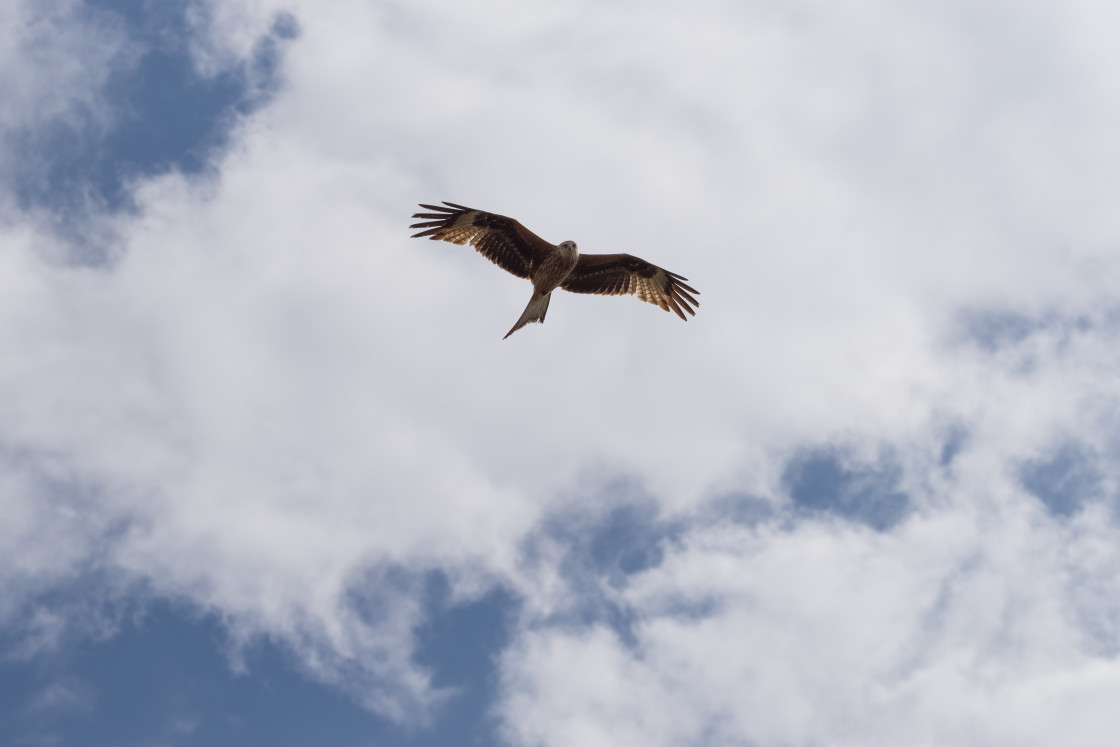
[[0, 0, 139, 220], [4, 0, 1120, 738], [500, 492, 1120, 747], [0, 0, 133, 135]]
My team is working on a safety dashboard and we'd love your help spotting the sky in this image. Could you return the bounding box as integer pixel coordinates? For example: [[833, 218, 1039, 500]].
[[3, 0, 1120, 745]]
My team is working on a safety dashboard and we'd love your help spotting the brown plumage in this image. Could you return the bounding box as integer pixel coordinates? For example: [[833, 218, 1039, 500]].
[[410, 201, 699, 338]]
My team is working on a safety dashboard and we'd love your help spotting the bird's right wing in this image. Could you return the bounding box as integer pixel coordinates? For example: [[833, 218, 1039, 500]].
[[410, 202, 554, 279]]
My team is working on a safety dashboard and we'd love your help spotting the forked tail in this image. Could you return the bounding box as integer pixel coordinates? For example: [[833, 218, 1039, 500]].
[[504, 290, 552, 339]]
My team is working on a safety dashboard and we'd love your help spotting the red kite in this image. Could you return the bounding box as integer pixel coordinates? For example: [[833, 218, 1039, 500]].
[[410, 202, 699, 339]]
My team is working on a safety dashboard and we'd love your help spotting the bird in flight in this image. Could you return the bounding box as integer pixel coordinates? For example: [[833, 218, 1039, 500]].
[[410, 202, 700, 339]]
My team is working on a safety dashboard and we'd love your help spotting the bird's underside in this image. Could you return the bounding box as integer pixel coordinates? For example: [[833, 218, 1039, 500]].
[[410, 201, 699, 338]]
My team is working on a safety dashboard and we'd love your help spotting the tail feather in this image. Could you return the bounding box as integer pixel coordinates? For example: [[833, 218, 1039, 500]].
[[504, 291, 552, 339]]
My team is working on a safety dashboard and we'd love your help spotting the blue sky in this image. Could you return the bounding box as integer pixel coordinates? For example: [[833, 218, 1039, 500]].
[[4, 1, 1120, 745], [1, 588, 511, 746]]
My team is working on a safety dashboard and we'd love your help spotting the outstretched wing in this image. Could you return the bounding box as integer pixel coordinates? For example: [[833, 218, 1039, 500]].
[[410, 202, 555, 279], [560, 253, 700, 320]]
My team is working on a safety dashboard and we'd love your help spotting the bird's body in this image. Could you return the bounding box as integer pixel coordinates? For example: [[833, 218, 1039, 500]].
[[503, 239, 580, 338], [409, 202, 699, 338]]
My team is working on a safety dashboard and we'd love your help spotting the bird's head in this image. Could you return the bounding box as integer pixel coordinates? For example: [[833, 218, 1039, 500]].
[[559, 240, 579, 258]]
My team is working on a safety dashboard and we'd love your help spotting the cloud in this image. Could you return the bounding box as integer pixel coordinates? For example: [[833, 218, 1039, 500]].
[[493, 302, 1120, 744], [4, 0, 1120, 739], [24, 677, 94, 716], [499, 491, 1120, 746], [0, 0, 132, 137]]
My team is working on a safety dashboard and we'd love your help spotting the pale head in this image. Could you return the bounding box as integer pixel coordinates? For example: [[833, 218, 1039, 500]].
[[558, 240, 579, 259]]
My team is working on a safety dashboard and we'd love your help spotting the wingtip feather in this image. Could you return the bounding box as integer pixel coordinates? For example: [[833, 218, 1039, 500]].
[[664, 293, 687, 320], [674, 286, 699, 308]]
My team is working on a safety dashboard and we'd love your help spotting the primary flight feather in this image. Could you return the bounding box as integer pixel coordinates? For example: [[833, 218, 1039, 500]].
[[410, 202, 700, 339]]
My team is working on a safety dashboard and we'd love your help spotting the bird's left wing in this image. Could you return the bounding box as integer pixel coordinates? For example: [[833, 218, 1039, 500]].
[[410, 202, 554, 279], [560, 253, 700, 320]]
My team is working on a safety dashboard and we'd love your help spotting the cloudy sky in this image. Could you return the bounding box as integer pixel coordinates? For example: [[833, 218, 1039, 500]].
[[4, 0, 1120, 745]]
